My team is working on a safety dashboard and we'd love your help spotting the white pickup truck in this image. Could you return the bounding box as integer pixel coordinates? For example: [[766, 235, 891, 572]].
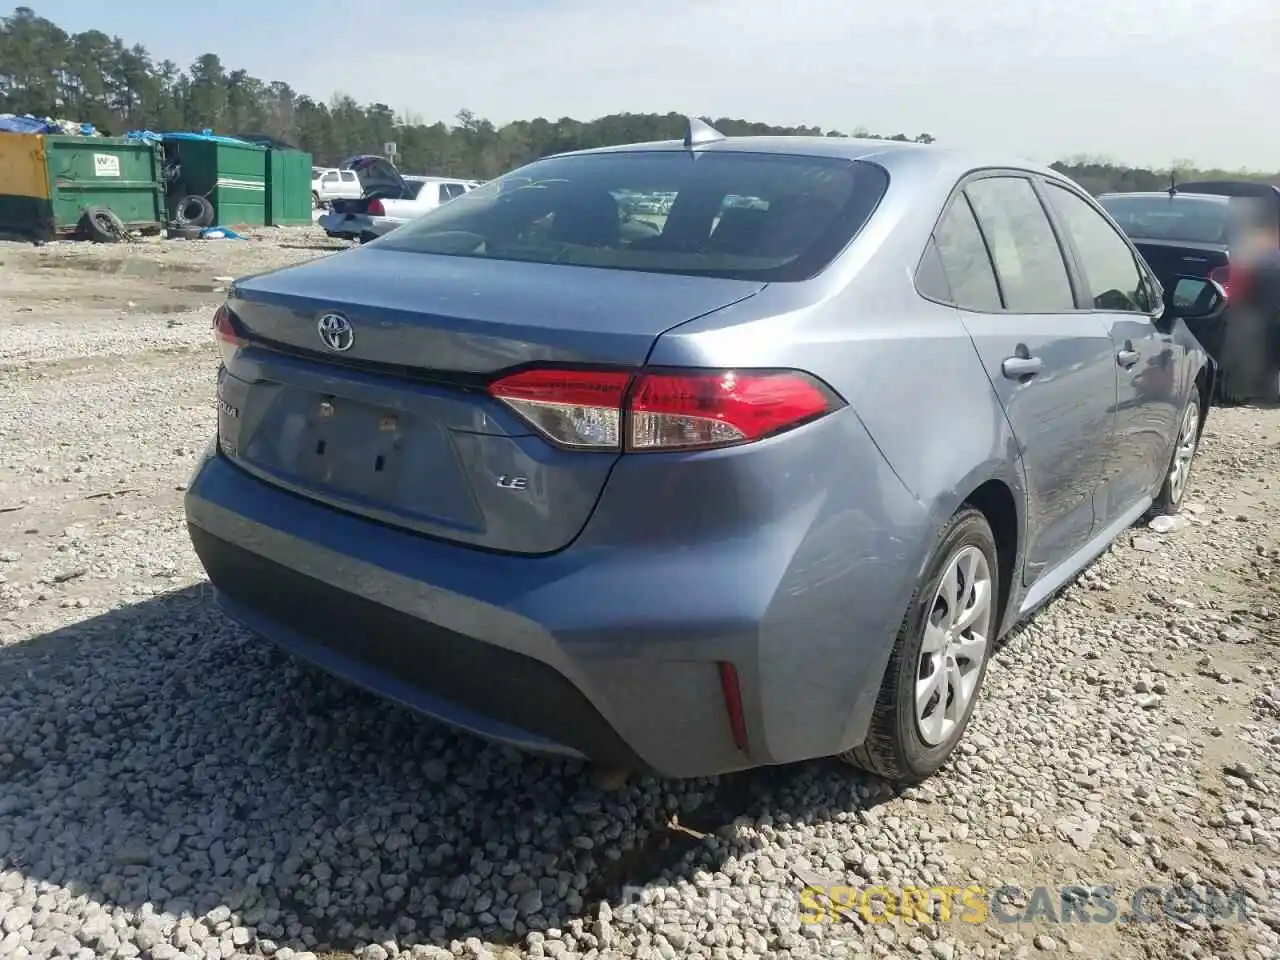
[[319, 175, 479, 242]]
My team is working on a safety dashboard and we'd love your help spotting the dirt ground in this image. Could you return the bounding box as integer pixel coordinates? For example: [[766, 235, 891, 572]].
[[0, 229, 1278, 960]]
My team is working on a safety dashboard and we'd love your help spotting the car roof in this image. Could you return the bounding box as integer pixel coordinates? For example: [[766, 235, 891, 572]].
[[404, 175, 469, 183], [1097, 190, 1231, 203], [1176, 178, 1280, 195], [547, 136, 1065, 182]]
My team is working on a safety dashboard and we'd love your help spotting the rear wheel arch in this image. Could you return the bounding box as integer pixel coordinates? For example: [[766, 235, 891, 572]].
[[836, 473, 1021, 776], [913, 470, 1024, 633], [1193, 363, 1212, 435], [962, 479, 1019, 636], [842, 504, 1002, 782]]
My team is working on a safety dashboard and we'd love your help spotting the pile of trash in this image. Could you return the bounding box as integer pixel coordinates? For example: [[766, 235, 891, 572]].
[[0, 114, 99, 136]]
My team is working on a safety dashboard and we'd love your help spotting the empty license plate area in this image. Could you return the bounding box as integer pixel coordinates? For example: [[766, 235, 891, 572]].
[[290, 395, 409, 500]]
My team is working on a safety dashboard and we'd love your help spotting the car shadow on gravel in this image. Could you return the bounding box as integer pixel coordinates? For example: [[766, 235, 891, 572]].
[[0, 585, 900, 956]]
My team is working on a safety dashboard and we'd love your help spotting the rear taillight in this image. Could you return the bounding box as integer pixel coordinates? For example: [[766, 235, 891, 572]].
[[367, 199, 385, 216], [488, 368, 631, 448], [629, 371, 839, 450], [487, 367, 844, 452], [212, 304, 244, 363]]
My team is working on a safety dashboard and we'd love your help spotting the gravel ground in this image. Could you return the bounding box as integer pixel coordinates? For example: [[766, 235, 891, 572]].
[[1, 230, 1279, 960]]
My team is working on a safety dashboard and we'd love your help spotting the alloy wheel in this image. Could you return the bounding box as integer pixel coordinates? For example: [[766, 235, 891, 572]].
[[1167, 401, 1199, 505], [916, 545, 994, 746]]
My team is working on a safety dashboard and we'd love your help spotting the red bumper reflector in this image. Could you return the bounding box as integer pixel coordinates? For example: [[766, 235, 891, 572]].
[[718, 661, 749, 752]]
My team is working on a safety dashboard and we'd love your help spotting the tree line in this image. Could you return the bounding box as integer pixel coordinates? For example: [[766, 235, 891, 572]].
[[1, 6, 1276, 191]]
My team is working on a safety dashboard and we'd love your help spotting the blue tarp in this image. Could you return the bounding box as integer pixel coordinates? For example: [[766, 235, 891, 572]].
[[0, 115, 49, 134], [126, 129, 260, 147], [0, 114, 96, 136]]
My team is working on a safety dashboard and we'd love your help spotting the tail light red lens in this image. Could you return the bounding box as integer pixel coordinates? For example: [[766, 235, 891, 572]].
[[367, 199, 386, 216], [488, 368, 631, 448], [212, 304, 245, 364], [212, 304, 243, 346], [629, 370, 838, 450], [488, 366, 844, 452]]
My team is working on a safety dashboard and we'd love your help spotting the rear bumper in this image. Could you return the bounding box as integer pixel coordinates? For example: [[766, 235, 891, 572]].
[[318, 213, 403, 239], [185, 410, 929, 777], [190, 523, 643, 767]]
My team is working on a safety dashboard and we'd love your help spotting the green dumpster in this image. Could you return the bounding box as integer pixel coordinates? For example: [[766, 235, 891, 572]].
[[265, 148, 314, 226], [170, 138, 268, 226], [0, 134, 165, 241]]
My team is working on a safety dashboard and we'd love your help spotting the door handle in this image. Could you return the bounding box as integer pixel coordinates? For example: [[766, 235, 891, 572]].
[[1117, 345, 1140, 368], [1001, 355, 1043, 379]]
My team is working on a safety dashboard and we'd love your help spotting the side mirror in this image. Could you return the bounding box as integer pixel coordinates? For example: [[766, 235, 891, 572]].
[[1168, 275, 1228, 322]]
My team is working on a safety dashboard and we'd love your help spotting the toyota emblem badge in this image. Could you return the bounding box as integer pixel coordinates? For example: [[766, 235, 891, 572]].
[[317, 313, 354, 352]]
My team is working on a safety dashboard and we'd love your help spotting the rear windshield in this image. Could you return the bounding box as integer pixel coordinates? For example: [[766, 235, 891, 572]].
[[375, 151, 890, 281], [1097, 195, 1232, 244]]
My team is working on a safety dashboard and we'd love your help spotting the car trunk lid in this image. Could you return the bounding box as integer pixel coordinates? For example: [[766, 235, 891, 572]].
[[1132, 240, 1231, 361], [1133, 238, 1228, 286], [216, 248, 764, 554]]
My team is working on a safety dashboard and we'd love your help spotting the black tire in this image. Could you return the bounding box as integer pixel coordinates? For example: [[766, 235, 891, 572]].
[[173, 194, 215, 228], [79, 207, 125, 243], [841, 507, 999, 783], [166, 224, 204, 241], [1150, 393, 1202, 516], [312, 191, 321, 208]]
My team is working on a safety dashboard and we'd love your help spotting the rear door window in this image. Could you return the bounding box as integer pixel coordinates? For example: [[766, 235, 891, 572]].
[[378, 151, 891, 281], [965, 177, 1075, 312]]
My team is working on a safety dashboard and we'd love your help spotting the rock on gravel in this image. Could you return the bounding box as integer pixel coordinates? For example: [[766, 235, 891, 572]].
[[1, 235, 1279, 959]]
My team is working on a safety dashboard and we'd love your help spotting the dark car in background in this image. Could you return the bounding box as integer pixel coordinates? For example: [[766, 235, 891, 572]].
[[1175, 179, 1280, 232], [1097, 190, 1237, 360]]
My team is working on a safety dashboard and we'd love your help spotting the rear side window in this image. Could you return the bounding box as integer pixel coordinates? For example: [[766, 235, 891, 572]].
[[1045, 184, 1148, 312], [965, 177, 1075, 312], [377, 151, 891, 281], [1097, 195, 1231, 244], [930, 196, 1003, 311]]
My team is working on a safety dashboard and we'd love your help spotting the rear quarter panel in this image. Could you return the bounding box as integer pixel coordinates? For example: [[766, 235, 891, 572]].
[[647, 160, 1027, 755]]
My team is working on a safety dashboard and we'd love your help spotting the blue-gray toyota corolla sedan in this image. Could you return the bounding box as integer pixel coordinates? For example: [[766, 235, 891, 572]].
[[186, 123, 1219, 782]]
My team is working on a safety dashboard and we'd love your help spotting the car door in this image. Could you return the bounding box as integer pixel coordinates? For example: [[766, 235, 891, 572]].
[[339, 171, 360, 198], [946, 174, 1119, 584], [1040, 180, 1182, 519]]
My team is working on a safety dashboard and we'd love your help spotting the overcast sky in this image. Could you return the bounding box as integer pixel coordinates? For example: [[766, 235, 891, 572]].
[[32, 0, 1280, 171]]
